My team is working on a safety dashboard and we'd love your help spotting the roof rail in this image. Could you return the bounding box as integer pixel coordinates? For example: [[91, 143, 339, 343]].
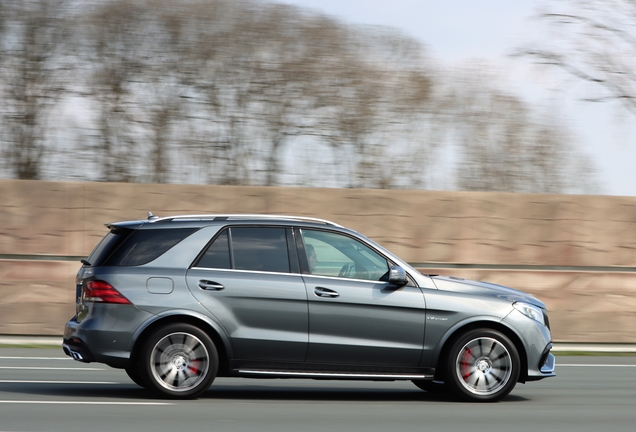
[[149, 214, 343, 227]]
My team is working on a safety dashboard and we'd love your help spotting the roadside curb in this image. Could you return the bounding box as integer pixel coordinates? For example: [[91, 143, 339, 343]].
[[1, 335, 636, 353], [551, 343, 636, 353], [0, 336, 62, 347]]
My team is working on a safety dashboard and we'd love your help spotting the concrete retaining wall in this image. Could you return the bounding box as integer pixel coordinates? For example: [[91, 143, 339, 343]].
[[1, 179, 635, 341]]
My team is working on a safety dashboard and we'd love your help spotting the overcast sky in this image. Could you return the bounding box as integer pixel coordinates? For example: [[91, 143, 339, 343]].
[[273, 0, 636, 196]]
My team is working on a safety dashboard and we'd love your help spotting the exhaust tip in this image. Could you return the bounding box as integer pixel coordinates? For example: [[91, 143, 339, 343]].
[[62, 344, 84, 361]]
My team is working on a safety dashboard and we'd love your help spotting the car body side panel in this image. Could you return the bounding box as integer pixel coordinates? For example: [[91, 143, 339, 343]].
[[186, 268, 309, 362], [419, 287, 515, 367], [302, 275, 425, 367]]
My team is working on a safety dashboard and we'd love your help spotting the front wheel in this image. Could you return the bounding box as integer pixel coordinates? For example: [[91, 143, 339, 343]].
[[446, 329, 520, 402], [412, 379, 447, 394], [140, 323, 218, 399]]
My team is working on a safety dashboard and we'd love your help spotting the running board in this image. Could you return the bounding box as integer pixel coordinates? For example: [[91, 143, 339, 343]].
[[237, 370, 433, 380]]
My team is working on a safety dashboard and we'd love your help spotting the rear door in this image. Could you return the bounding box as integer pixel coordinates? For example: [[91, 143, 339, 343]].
[[186, 226, 308, 362]]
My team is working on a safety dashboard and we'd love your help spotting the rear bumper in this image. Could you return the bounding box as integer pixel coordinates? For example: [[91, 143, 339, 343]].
[[62, 336, 95, 363], [63, 318, 130, 368], [62, 305, 153, 368]]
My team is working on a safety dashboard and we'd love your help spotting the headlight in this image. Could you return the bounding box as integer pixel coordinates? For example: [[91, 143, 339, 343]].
[[513, 302, 545, 326]]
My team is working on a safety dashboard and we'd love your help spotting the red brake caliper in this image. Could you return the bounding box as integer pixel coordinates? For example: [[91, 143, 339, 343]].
[[188, 360, 200, 375], [461, 348, 473, 380]]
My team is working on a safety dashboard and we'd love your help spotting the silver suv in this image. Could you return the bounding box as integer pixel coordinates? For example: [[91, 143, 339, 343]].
[[63, 214, 555, 401]]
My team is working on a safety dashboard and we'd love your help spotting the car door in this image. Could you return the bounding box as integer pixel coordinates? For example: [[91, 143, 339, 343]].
[[186, 226, 308, 362], [298, 228, 426, 367]]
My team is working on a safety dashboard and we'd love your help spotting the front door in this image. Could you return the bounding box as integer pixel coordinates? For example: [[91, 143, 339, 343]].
[[299, 229, 425, 367]]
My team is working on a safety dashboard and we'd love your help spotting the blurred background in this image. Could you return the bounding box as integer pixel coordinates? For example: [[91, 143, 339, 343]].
[[1, 0, 636, 342], [4, 0, 631, 192]]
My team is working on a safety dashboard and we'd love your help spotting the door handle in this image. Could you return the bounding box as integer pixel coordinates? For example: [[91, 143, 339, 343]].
[[198, 280, 225, 291], [314, 286, 339, 298]]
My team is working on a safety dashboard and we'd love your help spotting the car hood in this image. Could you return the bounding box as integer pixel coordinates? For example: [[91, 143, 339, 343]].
[[430, 275, 546, 309]]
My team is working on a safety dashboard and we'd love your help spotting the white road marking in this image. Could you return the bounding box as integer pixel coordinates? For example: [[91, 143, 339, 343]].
[[0, 357, 70, 360], [0, 380, 121, 384], [0, 400, 171, 405], [558, 364, 636, 367], [0, 367, 104, 370]]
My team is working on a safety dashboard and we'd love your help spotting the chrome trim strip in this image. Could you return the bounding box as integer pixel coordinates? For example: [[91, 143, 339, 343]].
[[301, 274, 384, 285], [237, 370, 432, 379], [190, 267, 302, 277], [190, 267, 383, 284]]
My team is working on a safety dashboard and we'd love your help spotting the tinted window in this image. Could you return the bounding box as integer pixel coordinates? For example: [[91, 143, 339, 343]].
[[197, 230, 231, 269], [231, 227, 290, 273], [87, 229, 133, 267], [104, 228, 198, 266]]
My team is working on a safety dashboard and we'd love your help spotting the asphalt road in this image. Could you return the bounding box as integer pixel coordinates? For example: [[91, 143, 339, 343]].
[[0, 348, 635, 432]]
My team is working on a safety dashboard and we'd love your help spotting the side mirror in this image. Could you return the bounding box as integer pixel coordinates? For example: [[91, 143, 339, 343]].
[[388, 265, 408, 287]]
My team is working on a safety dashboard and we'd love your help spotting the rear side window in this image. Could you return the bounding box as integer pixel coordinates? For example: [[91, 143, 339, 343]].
[[197, 230, 231, 269], [103, 228, 198, 266], [196, 227, 290, 273], [232, 227, 289, 273], [87, 229, 133, 267]]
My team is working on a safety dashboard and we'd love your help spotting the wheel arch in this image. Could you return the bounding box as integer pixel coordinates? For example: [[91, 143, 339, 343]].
[[129, 311, 232, 376], [433, 319, 528, 383]]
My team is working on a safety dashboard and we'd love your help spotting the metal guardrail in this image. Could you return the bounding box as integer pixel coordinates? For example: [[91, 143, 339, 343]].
[[0, 335, 635, 352], [413, 263, 636, 273], [0, 254, 86, 262], [5, 254, 636, 273]]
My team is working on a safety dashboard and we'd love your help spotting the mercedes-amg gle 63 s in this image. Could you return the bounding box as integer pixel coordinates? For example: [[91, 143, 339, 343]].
[[63, 214, 555, 401]]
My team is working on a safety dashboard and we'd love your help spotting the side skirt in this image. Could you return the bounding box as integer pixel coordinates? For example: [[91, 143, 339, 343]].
[[227, 360, 435, 380], [235, 370, 434, 380]]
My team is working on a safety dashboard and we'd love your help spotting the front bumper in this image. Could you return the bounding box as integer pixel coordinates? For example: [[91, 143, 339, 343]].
[[502, 308, 556, 381]]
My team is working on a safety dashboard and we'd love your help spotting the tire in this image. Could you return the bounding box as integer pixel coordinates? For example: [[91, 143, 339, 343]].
[[445, 329, 520, 402], [411, 379, 447, 394], [140, 323, 218, 399], [125, 362, 146, 388]]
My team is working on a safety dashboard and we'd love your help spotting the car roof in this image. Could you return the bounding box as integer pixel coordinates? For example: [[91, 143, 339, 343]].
[[106, 213, 345, 230]]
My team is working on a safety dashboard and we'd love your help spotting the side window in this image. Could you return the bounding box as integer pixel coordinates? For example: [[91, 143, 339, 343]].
[[197, 230, 231, 269], [104, 228, 198, 266], [196, 227, 291, 273], [301, 229, 389, 281], [232, 227, 290, 273]]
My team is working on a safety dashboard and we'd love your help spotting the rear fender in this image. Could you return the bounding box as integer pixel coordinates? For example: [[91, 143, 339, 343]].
[[129, 309, 233, 361]]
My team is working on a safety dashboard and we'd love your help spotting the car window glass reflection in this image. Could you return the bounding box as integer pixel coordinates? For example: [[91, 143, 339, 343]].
[[301, 229, 388, 281]]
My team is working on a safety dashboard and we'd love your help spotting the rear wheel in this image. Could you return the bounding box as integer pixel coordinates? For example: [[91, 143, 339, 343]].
[[125, 362, 146, 388], [140, 323, 218, 399], [446, 329, 520, 402]]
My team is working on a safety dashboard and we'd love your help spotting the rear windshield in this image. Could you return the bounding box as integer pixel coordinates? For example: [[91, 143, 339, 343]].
[[88, 227, 197, 267]]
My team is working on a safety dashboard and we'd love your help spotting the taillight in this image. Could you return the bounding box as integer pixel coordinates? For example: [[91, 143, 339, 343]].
[[83, 280, 132, 304]]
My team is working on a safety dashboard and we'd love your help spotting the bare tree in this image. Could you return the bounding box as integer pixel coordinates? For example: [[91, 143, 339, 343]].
[[521, 0, 636, 116], [311, 27, 434, 188], [452, 70, 597, 194], [0, 0, 599, 194], [0, 0, 69, 179]]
